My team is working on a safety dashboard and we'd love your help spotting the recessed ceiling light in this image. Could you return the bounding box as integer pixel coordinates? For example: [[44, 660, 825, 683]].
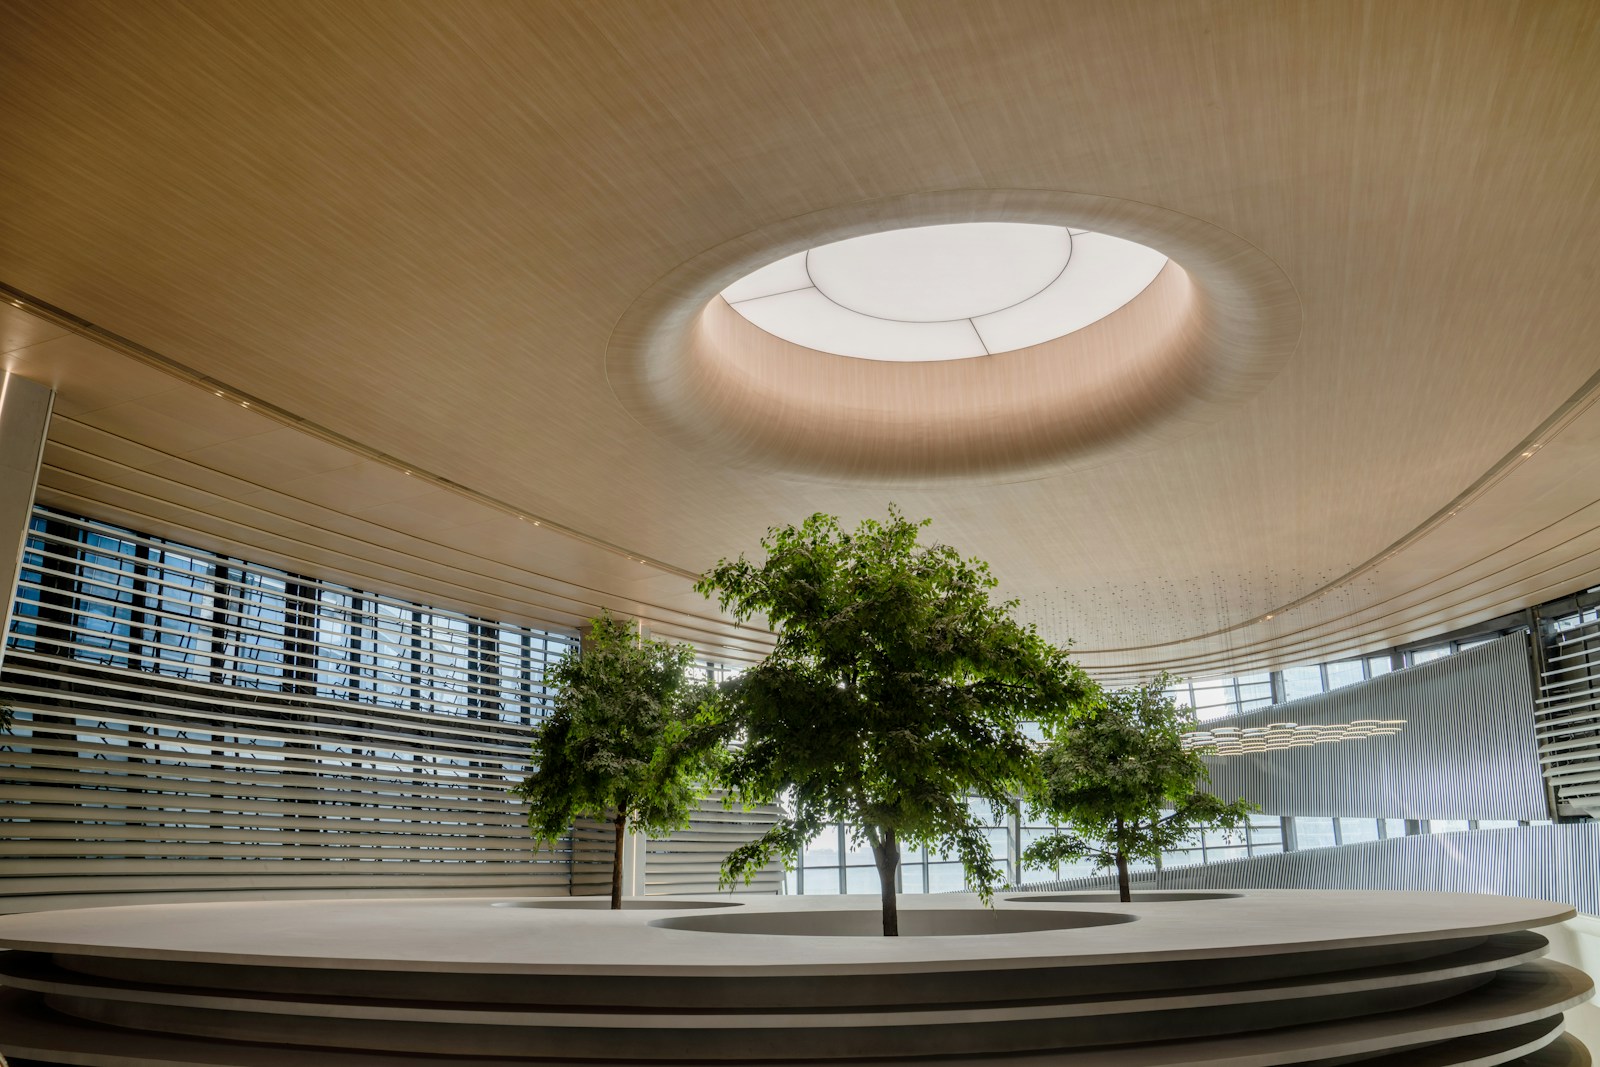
[[721, 222, 1167, 362]]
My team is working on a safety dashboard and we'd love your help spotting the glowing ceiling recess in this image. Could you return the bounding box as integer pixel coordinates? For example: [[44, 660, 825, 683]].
[[719, 222, 1169, 362]]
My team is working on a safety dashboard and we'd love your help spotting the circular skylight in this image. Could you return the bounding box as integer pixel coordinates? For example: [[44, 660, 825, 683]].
[[719, 222, 1168, 362]]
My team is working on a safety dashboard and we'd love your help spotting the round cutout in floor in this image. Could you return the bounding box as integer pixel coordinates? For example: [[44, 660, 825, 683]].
[[652, 907, 1134, 937], [493, 899, 743, 911]]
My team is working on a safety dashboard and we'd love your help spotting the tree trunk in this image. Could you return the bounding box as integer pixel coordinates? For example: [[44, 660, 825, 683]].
[[611, 812, 626, 911], [870, 827, 900, 937], [1114, 815, 1131, 903]]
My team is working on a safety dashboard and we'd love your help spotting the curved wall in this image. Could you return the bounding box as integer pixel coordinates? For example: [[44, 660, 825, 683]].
[[1197, 635, 1548, 821]]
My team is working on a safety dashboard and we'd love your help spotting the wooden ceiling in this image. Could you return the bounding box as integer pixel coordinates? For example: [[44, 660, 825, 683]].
[[2, 1, 1599, 682]]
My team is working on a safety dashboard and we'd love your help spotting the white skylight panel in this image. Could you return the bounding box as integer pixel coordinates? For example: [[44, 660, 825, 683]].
[[729, 287, 985, 361], [804, 223, 1071, 322], [719, 251, 811, 304], [966, 233, 1171, 355], [972, 233, 1168, 354], [719, 224, 1168, 362]]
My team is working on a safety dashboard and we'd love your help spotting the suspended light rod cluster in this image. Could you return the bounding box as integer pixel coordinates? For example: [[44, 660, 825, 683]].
[[1184, 719, 1407, 756]]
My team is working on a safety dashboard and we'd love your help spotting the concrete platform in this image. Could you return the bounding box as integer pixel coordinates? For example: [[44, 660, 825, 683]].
[[0, 890, 1589, 1064]]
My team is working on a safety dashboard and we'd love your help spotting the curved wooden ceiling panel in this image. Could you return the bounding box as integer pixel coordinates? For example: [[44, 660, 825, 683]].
[[2, 1, 1599, 679]]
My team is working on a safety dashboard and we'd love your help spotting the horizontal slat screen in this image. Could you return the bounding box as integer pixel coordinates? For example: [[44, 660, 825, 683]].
[[645, 794, 784, 895], [1198, 634, 1549, 821], [0, 507, 780, 905], [0, 507, 589, 900], [1538, 615, 1600, 818]]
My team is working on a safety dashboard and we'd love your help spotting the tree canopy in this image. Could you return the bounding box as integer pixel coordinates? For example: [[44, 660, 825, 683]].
[[1022, 674, 1254, 901], [513, 611, 723, 909], [697, 508, 1093, 935]]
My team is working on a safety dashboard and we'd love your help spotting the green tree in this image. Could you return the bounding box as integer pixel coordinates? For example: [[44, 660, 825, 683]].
[[698, 509, 1093, 936], [513, 612, 723, 910], [1022, 674, 1254, 902]]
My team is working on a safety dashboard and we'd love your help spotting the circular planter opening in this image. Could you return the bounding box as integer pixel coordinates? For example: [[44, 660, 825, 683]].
[[653, 908, 1134, 937], [1006, 892, 1242, 903], [493, 899, 743, 911]]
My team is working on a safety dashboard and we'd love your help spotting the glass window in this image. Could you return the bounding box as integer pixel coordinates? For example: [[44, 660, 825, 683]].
[[1430, 819, 1471, 834], [1204, 846, 1249, 864], [1339, 819, 1381, 843], [1282, 665, 1324, 701], [1192, 680, 1237, 716], [927, 863, 966, 893], [1383, 818, 1408, 838], [1410, 646, 1451, 665], [1366, 655, 1394, 677], [1476, 820, 1519, 830], [844, 866, 879, 894], [803, 826, 840, 867], [1325, 660, 1365, 690], [1247, 824, 1282, 850], [1058, 857, 1103, 880], [1203, 825, 1246, 849], [967, 797, 1007, 826], [1295, 817, 1337, 849], [1236, 673, 1273, 712], [801, 871, 840, 895], [1020, 858, 1058, 881]]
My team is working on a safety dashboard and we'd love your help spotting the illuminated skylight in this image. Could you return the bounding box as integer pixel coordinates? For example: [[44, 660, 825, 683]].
[[720, 222, 1168, 362]]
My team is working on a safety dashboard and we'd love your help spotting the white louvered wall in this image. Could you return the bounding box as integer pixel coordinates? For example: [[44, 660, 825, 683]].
[[646, 795, 785, 896], [1198, 634, 1549, 821], [1538, 615, 1600, 819], [0, 507, 781, 906], [1020, 822, 1600, 917]]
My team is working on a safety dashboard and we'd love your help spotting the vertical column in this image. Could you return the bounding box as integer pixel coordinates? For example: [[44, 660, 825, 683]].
[[622, 828, 649, 897], [1524, 608, 1562, 819], [0, 372, 53, 674]]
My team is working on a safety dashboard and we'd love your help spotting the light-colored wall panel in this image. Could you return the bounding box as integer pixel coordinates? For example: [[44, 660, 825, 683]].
[[1024, 822, 1600, 916], [0, 372, 51, 674], [1199, 634, 1548, 820]]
